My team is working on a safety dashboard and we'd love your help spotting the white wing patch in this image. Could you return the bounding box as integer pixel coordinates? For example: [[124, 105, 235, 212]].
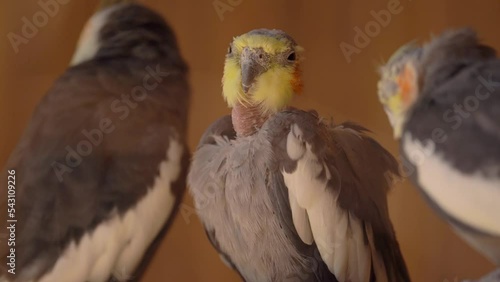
[[70, 5, 121, 66], [36, 138, 183, 282], [287, 191, 313, 245], [282, 124, 372, 282], [402, 134, 500, 237]]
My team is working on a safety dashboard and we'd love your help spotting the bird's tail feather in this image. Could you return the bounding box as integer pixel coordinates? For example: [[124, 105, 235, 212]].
[[368, 224, 411, 282]]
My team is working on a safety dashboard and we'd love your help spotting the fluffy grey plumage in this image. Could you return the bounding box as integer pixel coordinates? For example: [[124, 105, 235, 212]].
[[0, 3, 189, 282], [378, 28, 500, 267], [189, 108, 410, 282]]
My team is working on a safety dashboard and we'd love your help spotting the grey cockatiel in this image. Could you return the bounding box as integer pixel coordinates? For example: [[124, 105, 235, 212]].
[[188, 29, 410, 282], [0, 1, 190, 282], [377, 28, 500, 278]]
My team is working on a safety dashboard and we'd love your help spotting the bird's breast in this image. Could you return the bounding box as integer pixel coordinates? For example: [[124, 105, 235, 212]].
[[199, 140, 312, 281], [401, 133, 500, 238]]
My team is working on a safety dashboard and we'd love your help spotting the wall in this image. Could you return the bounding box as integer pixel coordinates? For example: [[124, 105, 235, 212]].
[[1, 0, 498, 281]]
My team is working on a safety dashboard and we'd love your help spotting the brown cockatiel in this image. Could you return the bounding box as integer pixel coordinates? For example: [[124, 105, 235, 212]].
[[0, 1, 190, 282], [188, 29, 410, 281]]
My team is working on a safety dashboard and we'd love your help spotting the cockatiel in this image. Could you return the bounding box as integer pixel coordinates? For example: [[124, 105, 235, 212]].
[[0, 1, 190, 282], [188, 29, 410, 282], [377, 28, 500, 272]]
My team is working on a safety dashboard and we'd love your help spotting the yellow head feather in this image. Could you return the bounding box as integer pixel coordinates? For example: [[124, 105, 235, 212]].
[[232, 34, 292, 54]]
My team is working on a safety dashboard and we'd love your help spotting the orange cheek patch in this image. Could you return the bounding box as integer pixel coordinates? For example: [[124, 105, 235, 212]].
[[397, 63, 416, 105], [292, 66, 303, 95]]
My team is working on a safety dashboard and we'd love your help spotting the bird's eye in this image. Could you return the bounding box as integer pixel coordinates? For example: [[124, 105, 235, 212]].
[[392, 64, 402, 75], [227, 45, 232, 54], [287, 52, 296, 61]]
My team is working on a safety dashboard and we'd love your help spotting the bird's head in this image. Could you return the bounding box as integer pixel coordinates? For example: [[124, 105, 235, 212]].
[[71, 1, 185, 69], [222, 29, 304, 114], [377, 43, 422, 139]]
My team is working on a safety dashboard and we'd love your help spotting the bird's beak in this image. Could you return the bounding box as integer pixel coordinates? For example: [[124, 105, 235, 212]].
[[240, 49, 266, 94], [96, 0, 133, 12], [384, 102, 405, 140]]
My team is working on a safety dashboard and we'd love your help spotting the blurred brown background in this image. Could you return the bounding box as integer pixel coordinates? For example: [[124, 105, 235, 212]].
[[1, 0, 499, 281]]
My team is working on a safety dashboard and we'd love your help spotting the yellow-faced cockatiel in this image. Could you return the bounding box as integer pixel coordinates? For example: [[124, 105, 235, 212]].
[[0, 1, 190, 281], [377, 28, 500, 279], [188, 29, 410, 282]]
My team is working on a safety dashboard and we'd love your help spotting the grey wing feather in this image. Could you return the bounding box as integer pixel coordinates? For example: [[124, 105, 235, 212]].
[[0, 61, 189, 281], [269, 108, 409, 282], [330, 121, 409, 282], [267, 170, 338, 282]]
